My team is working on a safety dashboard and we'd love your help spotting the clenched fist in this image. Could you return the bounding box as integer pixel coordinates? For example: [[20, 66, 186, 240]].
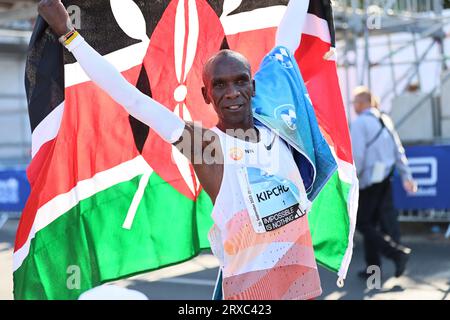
[[38, 0, 72, 37]]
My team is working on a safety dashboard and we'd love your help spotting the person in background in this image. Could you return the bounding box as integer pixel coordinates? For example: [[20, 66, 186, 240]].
[[371, 95, 401, 243], [351, 86, 418, 279]]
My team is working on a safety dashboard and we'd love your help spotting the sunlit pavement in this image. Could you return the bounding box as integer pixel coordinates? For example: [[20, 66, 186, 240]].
[[1, 219, 449, 300]]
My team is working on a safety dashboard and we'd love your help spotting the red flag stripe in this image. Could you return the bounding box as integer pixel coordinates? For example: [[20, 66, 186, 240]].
[[15, 66, 143, 251], [297, 33, 353, 164]]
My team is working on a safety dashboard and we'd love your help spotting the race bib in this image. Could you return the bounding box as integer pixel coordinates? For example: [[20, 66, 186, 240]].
[[237, 167, 306, 233]]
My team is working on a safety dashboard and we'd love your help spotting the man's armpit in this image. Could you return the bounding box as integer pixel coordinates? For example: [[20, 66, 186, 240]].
[[173, 122, 221, 164], [173, 124, 222, 165], [172, 122, 197, 163], [201, 129, 223, 165]]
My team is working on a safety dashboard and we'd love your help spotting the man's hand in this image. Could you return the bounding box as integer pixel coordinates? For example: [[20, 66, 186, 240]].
[[38, 0, 72, 37], [403, 179, 418, 194]]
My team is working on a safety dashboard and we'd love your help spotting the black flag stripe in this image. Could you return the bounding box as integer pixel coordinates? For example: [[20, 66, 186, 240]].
[[25, 16, 64, 133], [308, 0, 336, 47]]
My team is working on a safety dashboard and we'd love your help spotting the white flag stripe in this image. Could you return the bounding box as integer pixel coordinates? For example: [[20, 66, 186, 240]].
[[182, 103, 192, 122], [339, 166, 359, 280], [328, 144, 354, 185], [220, 6, 331, 48], [328, 141, 359, 281], [110, 0, 148, 41], [303, 13, 331, 45], [31, 101, 64, 158], [64, 40, 149, 88], [221, 5, 286, 35], [337, 158, 355, 185]]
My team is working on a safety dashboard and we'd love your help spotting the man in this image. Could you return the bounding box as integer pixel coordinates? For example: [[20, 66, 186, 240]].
[[37, 0, 328, 300], [351, 86, 417, 279]]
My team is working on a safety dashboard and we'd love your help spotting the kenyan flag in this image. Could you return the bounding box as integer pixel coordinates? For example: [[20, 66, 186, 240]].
[[15, 0, 357, 299], [15, 0, 223, 300]]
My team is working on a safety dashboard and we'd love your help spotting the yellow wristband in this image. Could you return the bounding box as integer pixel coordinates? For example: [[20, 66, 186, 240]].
[[64, 30, 80, 46], [58, 29, 74, 43]]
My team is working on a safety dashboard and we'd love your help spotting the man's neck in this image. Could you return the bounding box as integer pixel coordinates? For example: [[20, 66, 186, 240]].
[[217, 122, 260, 143]]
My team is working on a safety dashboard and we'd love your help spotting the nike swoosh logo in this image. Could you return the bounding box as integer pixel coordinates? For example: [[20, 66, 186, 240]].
[[264, 135, 277, 151]]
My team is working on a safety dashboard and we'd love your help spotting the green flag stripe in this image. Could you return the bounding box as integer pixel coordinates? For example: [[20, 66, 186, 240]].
[[14, 173, 213, 300], [309, 171, 351, 273]]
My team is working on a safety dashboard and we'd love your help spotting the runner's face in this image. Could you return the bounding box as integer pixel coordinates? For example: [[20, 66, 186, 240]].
[[202, 56, 255, 129]]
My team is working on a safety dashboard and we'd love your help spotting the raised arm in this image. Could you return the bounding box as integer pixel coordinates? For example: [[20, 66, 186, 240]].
[[276, 0, 310, 53], [66, 36, 186, 143], [37, 0, 185, 144]]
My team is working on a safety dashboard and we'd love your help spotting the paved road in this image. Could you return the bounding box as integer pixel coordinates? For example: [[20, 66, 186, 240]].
[[1, 219, 449, 300]]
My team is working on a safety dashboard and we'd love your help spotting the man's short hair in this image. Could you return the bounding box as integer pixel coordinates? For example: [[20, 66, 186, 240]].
[[353, 86, 379, 108], [353, 86, 372, 101], [202, 50, 251, 84]]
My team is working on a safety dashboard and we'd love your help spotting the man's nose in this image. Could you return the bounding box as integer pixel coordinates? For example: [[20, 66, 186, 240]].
[[224, 85, 240, 99]]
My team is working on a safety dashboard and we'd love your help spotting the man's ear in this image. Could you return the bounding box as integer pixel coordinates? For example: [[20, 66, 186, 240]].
[[252, 80, 256, 97], [202, 87, 211, 104]]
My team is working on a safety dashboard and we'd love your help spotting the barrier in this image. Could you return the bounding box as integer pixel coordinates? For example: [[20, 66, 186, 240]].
[[393, 145, 450, 210], [0, 168, 29, 217], [392, 144, 450, 238]]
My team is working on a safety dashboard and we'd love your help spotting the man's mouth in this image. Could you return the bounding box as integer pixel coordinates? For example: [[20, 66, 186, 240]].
[[224, 104, 243, 111]]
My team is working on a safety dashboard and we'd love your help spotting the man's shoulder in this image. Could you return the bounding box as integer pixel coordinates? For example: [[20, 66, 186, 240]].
[[357, 110, 382, 125], [352, 113, 371, 127], [351, 113, 374, 136]]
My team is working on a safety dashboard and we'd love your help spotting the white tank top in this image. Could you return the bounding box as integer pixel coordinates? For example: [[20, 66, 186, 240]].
[[208, 125, 322, 300]]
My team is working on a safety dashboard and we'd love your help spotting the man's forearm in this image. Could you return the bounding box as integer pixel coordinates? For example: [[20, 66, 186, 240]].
[[276, 0, 310, 53], [65, 35, 185, 144], [393, 132, 413, 182]]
